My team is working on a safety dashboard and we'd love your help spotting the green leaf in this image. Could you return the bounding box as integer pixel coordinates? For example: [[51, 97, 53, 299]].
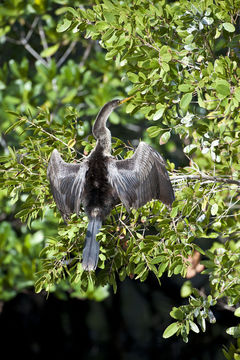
[[198, 317, 206, 332], [180, 93, 192, 111], [153, 107, 165, 120], [8, 146, 16, 160], [96, 21, 109, 31], [147, 126, 161, 138], [5, 110, 20, 117], [57, 18, 72, 33], [134, 262, 145, 274], [0, 80, 6, 90], [234, 88, 240, 102], [194, 245, 205, 256], [105, 48, 118, 60], [170, 206, 178, 218], [40, 44, 59, 58], [56, 6, 79, 17], [127, 72, 139, 83], [178, 84, 194, 92], [183, 144, 197, 155], [4, 119, 25, 134], [223, 23, 235, 33], [170, 307, 184, 321], [125, 102, 136, 114], [113, 147, 124, 156], [158, 261, 169, 276], [234, 308, 240, 317], [226, 326, 240, 338], [67, 139, 76, 148], [159, 131, 171, 145], [160, 45, 172, 62], [180, 281, 193, 298], [163, 322, 180, 338], [189, 321, 199, 333], [211, 203, 218, 216], [215, 79, 230, 96]]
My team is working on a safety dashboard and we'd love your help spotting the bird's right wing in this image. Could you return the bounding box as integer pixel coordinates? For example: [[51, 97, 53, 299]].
[[47, 149, 88, 220], [107, 142, 174, 210]]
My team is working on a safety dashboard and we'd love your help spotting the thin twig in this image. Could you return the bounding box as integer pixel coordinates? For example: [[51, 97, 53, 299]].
[[24, 117, 84, 157], [24, 118, 70, 148], [38, 21, 50, 64], [79, 41, 93, 67], [6, 17, 48, 67], [5, 36, 21, 45], [38, 21, 48, 49], [57, 41, 77, 68], [217, 299, 236, 312], [21, 40, 49, 67], [25, 17, 39, 42]]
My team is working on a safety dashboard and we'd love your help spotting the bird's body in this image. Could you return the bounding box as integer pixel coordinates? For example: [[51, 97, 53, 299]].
[[47, 98, 174, 271], [83, 147, 118, 218]]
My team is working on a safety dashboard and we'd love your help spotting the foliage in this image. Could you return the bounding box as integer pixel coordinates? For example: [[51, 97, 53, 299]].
[[0, 0, 130, 301], [1, 0, 240, 351]]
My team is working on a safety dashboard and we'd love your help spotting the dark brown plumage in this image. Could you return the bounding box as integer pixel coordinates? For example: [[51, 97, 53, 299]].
[[47, 98, 174, 271]]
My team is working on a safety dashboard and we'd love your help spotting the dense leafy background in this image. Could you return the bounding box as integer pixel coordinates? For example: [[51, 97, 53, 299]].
[[0, 0, 240, 358]]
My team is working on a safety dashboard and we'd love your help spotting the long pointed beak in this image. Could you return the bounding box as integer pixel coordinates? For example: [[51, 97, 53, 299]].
[[119, 96, 134, 104]]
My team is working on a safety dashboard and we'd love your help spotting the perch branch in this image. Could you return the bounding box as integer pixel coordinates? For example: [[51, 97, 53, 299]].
[[171, 174, 240, 187]]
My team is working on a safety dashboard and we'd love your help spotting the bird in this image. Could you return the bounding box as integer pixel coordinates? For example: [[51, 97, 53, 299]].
[[47, 97, 175, 271]]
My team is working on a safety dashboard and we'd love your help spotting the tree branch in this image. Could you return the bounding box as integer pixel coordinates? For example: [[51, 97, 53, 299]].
[[25, 16, 39, 42], [171, 174, 240, 187], [38, 20, 50, 64], [57, 41, 77, 68], [79, 41, 93, 67], [6, 17, 49, 68], [22, 40, 49, 67], [23, 117, 84, 158]]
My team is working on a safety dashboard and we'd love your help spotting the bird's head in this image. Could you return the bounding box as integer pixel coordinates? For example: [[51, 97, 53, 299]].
[[93, 96, 134, 143], [106, 96, 134, 110]]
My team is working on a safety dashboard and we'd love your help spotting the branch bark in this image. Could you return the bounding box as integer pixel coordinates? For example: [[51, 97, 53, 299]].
[[171, 174, 240, 187]]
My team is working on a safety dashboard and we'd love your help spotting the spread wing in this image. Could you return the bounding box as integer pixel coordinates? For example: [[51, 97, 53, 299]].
[[107, 142, 174, 210], [47, 149, 88, 220]]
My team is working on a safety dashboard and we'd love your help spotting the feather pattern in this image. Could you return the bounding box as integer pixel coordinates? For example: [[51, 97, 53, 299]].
[[107, 142, 174, 209], [47, 149, 87, 220], [82, 218, 102, 271]]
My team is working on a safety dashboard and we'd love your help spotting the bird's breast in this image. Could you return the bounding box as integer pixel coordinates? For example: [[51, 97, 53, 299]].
[[82, 153, 118, 218]]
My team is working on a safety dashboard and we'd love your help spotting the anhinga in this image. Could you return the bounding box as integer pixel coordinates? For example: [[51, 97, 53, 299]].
[[47, 98, 174, 271]]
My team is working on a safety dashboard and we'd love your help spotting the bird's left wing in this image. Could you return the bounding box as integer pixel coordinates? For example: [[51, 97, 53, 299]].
[[107, 142, 174, 210], [47, 149, 88, 220]]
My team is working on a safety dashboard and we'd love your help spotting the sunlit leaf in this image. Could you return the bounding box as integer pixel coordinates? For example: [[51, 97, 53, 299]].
[[223, 22, 235, 33], [57, 18, 72, 32], [159, 131, 171, 145], [163, 322, 180, 338], [180, 93, 192, 111], [40, 44, 60, 58]]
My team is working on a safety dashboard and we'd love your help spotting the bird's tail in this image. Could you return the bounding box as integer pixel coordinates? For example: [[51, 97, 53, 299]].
[[82, 217, 102, 271]]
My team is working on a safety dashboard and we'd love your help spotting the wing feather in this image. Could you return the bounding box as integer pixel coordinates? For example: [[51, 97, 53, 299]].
[[47, 149, 88, 219], [108, 142, 174, 209]]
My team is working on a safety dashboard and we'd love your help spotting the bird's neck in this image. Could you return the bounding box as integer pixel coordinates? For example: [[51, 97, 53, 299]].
[[92, 103, 113, 155], [95, 134, 111, 156]]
